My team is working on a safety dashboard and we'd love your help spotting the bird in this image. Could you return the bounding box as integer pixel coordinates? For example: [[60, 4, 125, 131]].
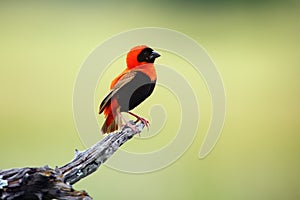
[[99, 45, 160, 134]]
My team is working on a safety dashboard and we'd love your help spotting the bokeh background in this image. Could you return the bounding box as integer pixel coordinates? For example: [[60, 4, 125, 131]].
[[1, 0, 299, 199]]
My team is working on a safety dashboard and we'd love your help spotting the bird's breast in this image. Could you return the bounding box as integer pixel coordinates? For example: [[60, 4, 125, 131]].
[[134, 64, 157, 82]]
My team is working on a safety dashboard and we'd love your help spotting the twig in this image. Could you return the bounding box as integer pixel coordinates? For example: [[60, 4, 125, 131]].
[[0, 121, 144, 200]]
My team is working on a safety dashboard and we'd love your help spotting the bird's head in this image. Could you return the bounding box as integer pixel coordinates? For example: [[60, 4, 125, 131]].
[[126, 45, 160, 69]]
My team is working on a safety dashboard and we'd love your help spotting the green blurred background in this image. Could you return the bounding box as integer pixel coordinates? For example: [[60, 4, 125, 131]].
[[1, 0, 299, 199]]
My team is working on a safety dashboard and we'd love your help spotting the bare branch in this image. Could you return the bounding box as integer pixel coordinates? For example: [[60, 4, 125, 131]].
[[0, 122, 144, 200]]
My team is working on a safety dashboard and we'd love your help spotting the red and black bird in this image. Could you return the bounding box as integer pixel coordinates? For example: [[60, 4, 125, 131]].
[[99, 45, 160, 134]]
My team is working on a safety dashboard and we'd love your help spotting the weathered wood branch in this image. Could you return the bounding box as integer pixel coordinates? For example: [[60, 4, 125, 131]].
[[0, 121, 144, 200]]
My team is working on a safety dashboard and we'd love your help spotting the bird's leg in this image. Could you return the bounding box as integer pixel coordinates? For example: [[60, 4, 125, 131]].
[[128, 111, 150, 128], [119, 113, 139, 133]]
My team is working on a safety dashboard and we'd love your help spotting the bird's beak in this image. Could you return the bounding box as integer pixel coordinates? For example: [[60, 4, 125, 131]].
[[149, 51, 160, 60]]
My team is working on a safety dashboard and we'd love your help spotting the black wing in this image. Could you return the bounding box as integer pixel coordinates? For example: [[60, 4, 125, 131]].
[[99, 71, 137, 114], [117, 71, 156, 112]]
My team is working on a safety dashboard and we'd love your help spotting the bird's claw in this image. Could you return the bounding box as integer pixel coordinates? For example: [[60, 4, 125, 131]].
[[135, 118, 149, 127], [134, 117, 150, 132], [128, 111, 150, 131]]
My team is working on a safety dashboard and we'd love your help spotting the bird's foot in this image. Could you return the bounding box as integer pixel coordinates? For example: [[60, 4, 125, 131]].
[[128, 112, 150, 129], [134, 117, 150, 128]]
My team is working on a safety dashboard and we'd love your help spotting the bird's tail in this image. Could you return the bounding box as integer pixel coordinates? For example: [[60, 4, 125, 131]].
[[101, 113, 121, 134]]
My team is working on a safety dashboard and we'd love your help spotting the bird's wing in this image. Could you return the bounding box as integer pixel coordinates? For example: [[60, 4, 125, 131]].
[[99, 70, 137, 114]]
